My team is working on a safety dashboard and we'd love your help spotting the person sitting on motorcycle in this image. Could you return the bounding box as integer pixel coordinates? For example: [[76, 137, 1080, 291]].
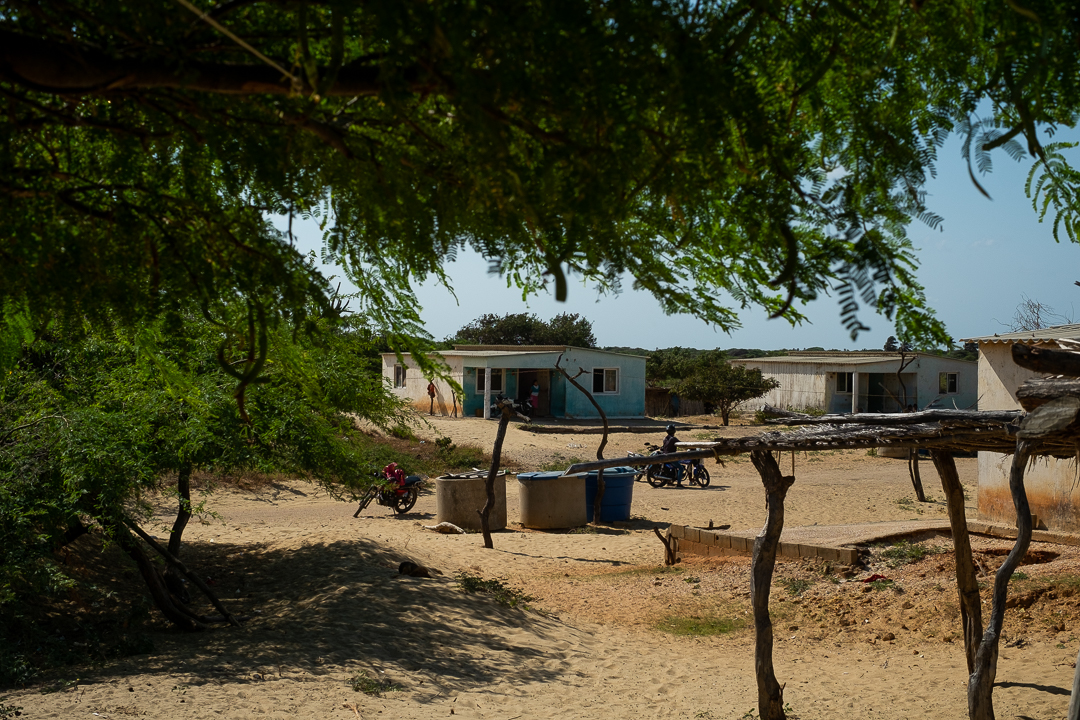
[[660, 424, 684, 486]]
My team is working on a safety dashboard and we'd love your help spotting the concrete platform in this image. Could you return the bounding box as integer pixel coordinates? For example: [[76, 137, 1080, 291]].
[[670, 519, 1080, 564]]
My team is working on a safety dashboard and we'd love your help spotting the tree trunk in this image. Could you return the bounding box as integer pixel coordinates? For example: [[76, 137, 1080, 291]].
[[908, 449, 927, 502], [749, 449, 795, 720], [126, 519, 240, 627], [479, 403, 512, 549], [115, 523, 206, 631], [930, 450, 982, 674], [969, 441, 1035, 720], [169, 462, 193, 557], [554, 354, 610, 524]]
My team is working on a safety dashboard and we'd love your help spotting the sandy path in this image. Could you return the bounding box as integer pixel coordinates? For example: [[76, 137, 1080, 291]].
[[6, 416, 1075, 720]]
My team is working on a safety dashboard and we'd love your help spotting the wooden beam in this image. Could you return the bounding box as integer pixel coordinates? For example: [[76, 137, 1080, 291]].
[[760, 405, 1021, 426], [1012, 343, 1080, 377]]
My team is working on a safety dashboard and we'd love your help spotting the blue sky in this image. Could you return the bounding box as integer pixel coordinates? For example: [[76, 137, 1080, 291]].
[[295, 133, 1080, 351]]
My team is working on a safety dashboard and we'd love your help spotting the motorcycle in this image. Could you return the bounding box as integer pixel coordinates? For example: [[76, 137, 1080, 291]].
[[639, 443, 711, 488], [352, 463, 423, 516], [488, 394, 530, 419]]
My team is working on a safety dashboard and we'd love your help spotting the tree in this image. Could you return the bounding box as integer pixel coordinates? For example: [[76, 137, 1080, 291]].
[[0, 304, 412, 654], [4, 1, 1080, 352], [449, 313, 597, 348], [1007, 295, 1074, 332], [670, 353, 780, 425]]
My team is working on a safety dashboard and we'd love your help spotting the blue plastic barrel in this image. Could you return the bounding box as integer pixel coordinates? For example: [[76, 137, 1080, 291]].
[[584, 466, 637, 522]]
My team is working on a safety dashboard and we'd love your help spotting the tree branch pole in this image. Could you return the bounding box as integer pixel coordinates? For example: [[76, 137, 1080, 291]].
[[479, 398, 527, 548], [125, 519, 241, 627], [555, 354, 610, 524], [930, 450, 983, 675], [968, 441, 1035, 720], [749, 449, 795, 720]]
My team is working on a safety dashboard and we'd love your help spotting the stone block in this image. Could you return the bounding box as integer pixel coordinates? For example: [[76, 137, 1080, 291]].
[[684, 527, 701, 544], [669, 524, 685, 540]]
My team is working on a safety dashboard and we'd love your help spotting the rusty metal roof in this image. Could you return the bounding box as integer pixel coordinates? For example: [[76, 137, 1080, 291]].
[[961, 324, 1080, 344]]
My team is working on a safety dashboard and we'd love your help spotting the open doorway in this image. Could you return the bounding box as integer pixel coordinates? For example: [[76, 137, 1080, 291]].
[[517, 370, 551, 417]]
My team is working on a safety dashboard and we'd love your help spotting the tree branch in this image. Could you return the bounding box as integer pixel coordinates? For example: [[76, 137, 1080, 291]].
[[0, 30, 432, 97]]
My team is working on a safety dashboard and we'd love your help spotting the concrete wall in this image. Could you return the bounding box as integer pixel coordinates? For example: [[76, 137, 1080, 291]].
[[976, 341, 1080, 531], [733, 355, 977, 415], [731, 361, 830, 412], [382, 354, 464, 415], [382, 348, 647, 419], [558, 347, 647, 418]]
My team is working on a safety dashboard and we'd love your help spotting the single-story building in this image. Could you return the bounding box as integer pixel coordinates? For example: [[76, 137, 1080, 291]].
[[729, 350, 977, 415], [381, 345, 647, 419], [963, 324, 1080, 532]]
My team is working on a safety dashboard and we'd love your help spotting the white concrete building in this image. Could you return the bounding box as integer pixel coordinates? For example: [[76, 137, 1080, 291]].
[[963, 324, 1080, 531], [729, 351, 977, 414]]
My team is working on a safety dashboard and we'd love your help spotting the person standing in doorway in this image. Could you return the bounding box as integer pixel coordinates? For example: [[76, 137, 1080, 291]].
[[427, 380, 437, 416], [529, 380, 540, 417]]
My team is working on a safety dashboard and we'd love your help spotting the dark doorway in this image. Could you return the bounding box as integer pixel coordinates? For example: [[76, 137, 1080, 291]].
[[518, 370, 551, 417]]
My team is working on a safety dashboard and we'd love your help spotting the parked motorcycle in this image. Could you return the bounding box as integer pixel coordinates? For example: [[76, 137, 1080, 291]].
[[640, 443, 710, 488], [352, 463, 423, 516], [488, 394, 530, 419]]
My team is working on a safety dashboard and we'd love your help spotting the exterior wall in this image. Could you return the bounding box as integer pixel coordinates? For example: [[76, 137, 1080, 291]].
[[732, 354, 977, 415], [381, 354, 465, 415], [975, 341, 1080, 531], [915, 355, 978, 411], [557, 347, 646, 418], [730, 361, 830, 412], [381, 347, 646, 419]]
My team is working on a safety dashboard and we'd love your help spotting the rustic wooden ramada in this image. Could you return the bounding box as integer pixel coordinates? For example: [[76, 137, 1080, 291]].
[[563, 344, 1080, 720]]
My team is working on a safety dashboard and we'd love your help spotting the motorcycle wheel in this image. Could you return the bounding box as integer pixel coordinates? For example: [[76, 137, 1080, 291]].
[[694, 467, 711, 488], [393, 487, 419, 514], [352, 490, 375, 518], [646, 466, 667, 488]]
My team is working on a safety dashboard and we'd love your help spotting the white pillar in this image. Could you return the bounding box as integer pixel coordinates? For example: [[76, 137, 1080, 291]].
[[483, 368, 492, 419], [851, 371, 860, 413]]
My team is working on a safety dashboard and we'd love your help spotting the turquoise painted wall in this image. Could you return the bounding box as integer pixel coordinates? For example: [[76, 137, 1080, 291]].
[[456, 348, 646, 419]]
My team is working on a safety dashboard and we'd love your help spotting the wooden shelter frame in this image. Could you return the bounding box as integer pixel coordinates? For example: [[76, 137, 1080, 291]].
[[562, 344, 1080, 720]]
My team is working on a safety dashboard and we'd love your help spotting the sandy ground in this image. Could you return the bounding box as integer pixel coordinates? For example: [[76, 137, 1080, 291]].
[[7, 415, 1080, 720]]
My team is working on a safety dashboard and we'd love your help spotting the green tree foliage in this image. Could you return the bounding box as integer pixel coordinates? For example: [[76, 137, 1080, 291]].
[[668, 351, 780, 425], [646, 347, 705, 384], [3, 2, 1079, 347], [450, 313, 597, 347], [0, 306, 411, 664]]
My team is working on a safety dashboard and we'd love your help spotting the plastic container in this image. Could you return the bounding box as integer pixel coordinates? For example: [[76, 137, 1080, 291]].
[[584, 466, 638, 522]]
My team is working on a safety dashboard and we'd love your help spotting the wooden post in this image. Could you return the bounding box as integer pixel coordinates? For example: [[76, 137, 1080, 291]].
[[478, 401, 513, 549], [554, 354, 610, 524], [908, 449, 927, 502], [930, 450, 982, 674], [749, 449, 795, 720], [968, 441, 1035, 720], [483, 368, 492, 419]]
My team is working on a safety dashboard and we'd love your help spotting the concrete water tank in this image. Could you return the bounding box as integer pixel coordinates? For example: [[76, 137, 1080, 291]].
[[517, 472, 588, 529], [436, 474, 507, 531]]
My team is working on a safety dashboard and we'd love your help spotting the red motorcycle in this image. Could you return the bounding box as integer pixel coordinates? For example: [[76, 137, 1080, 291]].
[[352, 463, 423, 516]]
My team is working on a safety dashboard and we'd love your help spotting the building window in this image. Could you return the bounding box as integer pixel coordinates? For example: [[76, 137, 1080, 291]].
[[592, 368, 619, 394], [939, 372, 959, 395], [394, 365, 407, 388], [476, 368, 503, 393], [836, 372, 854, 394]]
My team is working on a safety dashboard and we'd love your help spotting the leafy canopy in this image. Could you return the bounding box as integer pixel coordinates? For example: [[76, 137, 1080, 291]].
[[448, 313, 597, 348], [2, 1, 1080, 348], [667, 352, 781, 425]]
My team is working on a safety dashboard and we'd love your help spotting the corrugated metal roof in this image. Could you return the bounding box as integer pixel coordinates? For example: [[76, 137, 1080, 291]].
[[961, 323, 1080, 344], [730, 352, 973, 366], [452, 344, 648, 358]]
